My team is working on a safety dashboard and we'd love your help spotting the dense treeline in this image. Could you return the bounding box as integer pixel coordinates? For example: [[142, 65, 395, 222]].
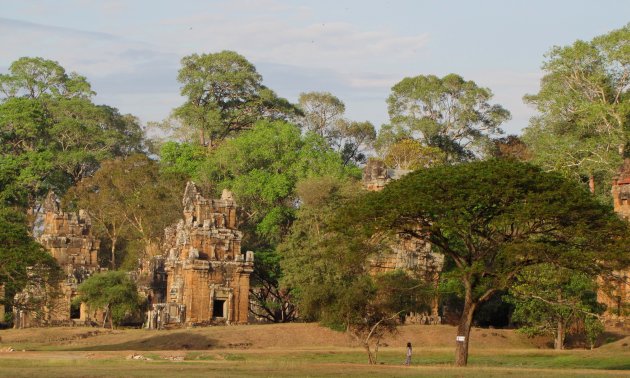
[[0, 24, 628, 367]]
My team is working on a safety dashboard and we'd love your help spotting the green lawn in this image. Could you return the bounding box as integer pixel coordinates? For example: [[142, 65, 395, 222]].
[[0, 324, 627, 377], [0, 348, 628, 377]]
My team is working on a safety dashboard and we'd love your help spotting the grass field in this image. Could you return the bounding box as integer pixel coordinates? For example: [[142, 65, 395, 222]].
[[0, 323, 628, 377]]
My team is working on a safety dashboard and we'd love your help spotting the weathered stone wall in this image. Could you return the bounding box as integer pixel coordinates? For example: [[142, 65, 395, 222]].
[[362, 162, 444, 321], [362, 159, 411, 192], [147, 182, 253, 328], [613, 159, 630, 219], [14, 192, 103, 328]]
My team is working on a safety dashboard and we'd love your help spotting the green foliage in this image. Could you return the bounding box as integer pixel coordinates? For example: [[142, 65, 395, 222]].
[[249, 249, 297, 323], [335, 120, 376, 165], [0, 57, 93, 99], [159, 141, 208, 178], [0, 207, 60, 312], [280, 176, 366, 321], [74, 271, 142, 328], [280, 175, 431, 363], [383, 139, 446, 170], [506, 264, 604, 349], [298, 91, 345, 136], [66, 154, 184, 269], [384, 73, 510, 161], [298, 92, 375, 165], [174, 51, 299, 146], [584, 315, 605, 350], [0, 57, 143, 209], [335, 159, 628, 364], [194, 120, 357, 245], [523, 24, 630, 197]]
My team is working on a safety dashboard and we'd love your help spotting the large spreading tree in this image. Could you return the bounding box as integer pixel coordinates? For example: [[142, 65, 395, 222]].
[[335, 159, 628, 366]]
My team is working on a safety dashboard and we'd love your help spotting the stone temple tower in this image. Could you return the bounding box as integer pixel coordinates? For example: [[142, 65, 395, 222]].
[[362, 159, 444, 323], [144, 182, 254, 328], [612, 159, 630, 218]]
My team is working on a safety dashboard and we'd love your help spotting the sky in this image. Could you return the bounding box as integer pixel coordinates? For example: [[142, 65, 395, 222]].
[[1, 0, 628, 135]]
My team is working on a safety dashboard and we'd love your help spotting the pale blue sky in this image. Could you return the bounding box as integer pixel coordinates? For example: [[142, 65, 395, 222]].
[[1, 0, 628, 134]]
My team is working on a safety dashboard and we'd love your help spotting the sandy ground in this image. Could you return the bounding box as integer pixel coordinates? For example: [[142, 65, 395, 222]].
[[0, 323, 628, 377], [0, 323, 545, 351]]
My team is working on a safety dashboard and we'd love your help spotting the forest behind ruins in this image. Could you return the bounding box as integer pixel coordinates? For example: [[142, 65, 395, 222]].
[[0, 23, 629, 367]]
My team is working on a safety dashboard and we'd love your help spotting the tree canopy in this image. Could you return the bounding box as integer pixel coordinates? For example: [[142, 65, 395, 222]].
[[280, 175, 430, 364], [523, 24, 630, 197], [335, 159, 628, 366], [174, 51, 299, 147], [506, 264, 604, 350], [384, 73, 510, 161], [298, 91, 345, 137], [182, 120, 358, 245], [74, 271, 142, 328], [66, 154, 183, 270], [0, 57, 93, 100], [298, 91, 375, 165], [0, 207, 60, 316], [0, 57, 143, 210]]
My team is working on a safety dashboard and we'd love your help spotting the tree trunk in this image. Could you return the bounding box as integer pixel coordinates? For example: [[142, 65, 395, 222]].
[[102, 306, 109, 328], [455, 297, 477, 366], [365, 344, 375, 364], [554, 319, 565, 350], [588, 175, 595, 194], [199, 129, 205, 146], [110, 237, 117, 269]]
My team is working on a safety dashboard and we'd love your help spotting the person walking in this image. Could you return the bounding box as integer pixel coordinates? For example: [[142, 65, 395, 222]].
[[404, 342, 412, 366]]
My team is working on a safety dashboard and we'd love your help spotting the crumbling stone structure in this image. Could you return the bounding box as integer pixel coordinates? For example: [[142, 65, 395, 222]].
[[145, 182, 254, 328], [363, 159, 411, 192], [612, 159, 630, 219], [14, 192, 103, 328], [603, 160, 630, 319], [363, 160, 444, 323]]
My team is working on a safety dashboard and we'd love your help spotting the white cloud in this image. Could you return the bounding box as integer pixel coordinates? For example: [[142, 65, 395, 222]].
[[151, 7, 430, 73], [0, 18, 160, 76]]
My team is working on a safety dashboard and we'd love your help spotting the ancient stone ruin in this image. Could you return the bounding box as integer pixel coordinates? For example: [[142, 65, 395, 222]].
[[143, 182, 254, 328], [14, 192, 104, 328], [612, 159, 630, 219], [362, 159, 444, 323], [363, 158, 411, 192], [603, 159, 630, 319]]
